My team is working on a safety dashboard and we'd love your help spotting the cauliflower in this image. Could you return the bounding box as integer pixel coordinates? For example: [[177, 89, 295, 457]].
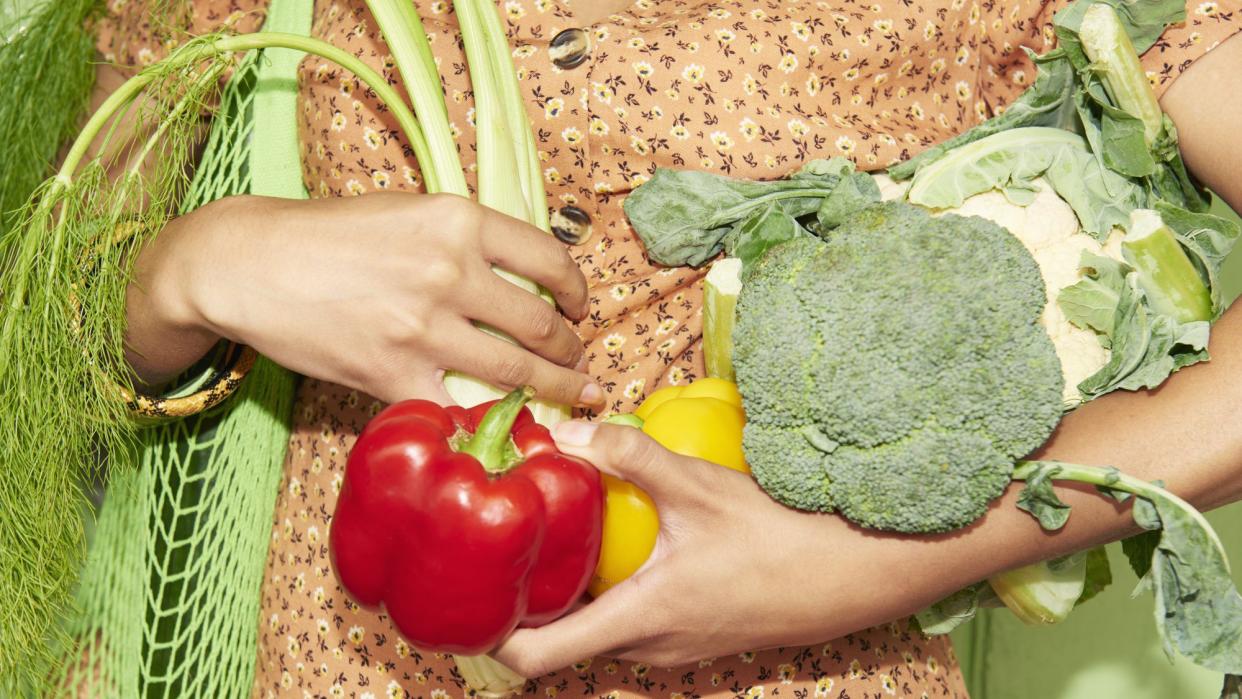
[[877, 173, 1117, 403], [937, 181, 1123, 403]]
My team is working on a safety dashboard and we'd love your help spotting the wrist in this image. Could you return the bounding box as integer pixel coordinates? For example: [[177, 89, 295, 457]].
[[125, 200, 236, 383]]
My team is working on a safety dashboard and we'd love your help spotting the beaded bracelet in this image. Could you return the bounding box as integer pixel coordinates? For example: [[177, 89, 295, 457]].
[[122, 341, 258, 419]]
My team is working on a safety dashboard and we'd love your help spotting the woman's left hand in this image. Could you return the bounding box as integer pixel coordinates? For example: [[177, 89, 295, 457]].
[[492, 422, 974, 676]]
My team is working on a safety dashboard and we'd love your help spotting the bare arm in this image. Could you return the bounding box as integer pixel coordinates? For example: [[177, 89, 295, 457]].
[[1161, 32, 1242, 213], [97, 62, 604, 406]]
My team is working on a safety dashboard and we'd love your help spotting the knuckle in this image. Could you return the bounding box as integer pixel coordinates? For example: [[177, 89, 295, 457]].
[[417, 258, 463, 290], [528, 307, 563, 345], [492, 355, 532, 388], [424, 193, 479, 231]]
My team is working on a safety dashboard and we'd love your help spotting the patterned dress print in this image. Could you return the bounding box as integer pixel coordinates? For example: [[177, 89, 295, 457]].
[[97, 0, 1240, 696]]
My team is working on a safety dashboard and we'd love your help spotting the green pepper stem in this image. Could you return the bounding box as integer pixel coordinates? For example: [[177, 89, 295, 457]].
[[460, 386, 535, 473]]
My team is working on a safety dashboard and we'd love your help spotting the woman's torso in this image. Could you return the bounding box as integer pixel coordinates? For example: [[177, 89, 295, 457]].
[[87, 0, 1241, 694], [251, 0, 1041, 694]]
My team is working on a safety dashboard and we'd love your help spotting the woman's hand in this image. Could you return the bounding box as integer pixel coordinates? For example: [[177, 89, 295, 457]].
[[125, 192, 602, 406], [492, 423, 976, 675]]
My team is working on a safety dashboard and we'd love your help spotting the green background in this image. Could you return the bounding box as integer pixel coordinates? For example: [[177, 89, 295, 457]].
[[953, 197, 1242, 699]]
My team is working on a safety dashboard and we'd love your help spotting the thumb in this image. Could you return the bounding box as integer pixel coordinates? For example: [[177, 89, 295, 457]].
[[552, 421, 716, 502]]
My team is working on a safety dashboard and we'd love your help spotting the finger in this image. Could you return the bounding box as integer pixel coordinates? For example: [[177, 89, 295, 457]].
[[474, 210, 589, 320], [550, 422, 720, 501], [464, 270, 585, 369], [492, 584, 648, 678], [445, 328, 604, 408]]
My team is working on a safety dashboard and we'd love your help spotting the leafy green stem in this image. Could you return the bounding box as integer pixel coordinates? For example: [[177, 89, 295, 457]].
[[1013, 460, 1227, 563], [59, 32, 432, 191]]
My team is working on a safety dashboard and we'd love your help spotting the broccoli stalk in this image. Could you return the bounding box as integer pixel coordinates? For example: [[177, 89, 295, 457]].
[[703, 258, 742, 382], [1123, 209, 1213, 323]]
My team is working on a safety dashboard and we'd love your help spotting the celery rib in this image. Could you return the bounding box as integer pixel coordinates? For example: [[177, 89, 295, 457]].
[[364, 0, 467, 195]]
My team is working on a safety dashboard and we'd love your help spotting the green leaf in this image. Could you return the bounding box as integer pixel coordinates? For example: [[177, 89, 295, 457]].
[[809, 161, 882, 231], [1016, 463, 1072, 530], [1140, 493, 1242, 671], [915, 584, 985, 636], [1063, 252, 1210, 399], [1155, 201, 1242, 318], [724, 204, 802, 271], [1099, 110, 1153, 177], [1076, 546, 1113, 606], [1058, 251, 1130, 339], [905, 127, 1143, 239], [624, 167, 845, 267], [625, 157, 880, 268]]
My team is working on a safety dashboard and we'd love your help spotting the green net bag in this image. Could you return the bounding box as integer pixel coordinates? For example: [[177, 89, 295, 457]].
[[56, 1, 309, 695]]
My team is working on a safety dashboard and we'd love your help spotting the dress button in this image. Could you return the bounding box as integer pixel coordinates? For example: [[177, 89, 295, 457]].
[[551, 205, 593, 245], [549, 28, 590, 69]]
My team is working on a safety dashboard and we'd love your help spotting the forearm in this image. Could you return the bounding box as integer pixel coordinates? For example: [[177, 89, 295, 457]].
[[124, 205, 223, 385], [910, 33, 1242, 591], [892, 304, 1242, 598]]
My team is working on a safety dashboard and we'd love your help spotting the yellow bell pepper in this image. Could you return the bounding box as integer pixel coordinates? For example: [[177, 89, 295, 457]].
[[590, 378, 747, 596]]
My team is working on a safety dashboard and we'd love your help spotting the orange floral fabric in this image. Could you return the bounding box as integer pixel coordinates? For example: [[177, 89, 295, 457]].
[[98, 0, 1240, 697]]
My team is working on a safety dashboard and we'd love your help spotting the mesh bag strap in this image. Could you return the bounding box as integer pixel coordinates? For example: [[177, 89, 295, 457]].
[[59, 1, 311, 696]]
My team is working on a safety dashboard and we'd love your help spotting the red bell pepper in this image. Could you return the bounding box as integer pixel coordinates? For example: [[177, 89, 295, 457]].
[[329, 387, 604, 655]]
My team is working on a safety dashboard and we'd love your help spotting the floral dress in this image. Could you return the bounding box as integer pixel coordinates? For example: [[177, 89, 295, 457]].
[[97, 0, 1240, 696]]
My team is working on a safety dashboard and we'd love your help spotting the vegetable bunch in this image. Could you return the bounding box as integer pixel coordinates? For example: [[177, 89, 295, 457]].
[[623, 0, 1242, 688]]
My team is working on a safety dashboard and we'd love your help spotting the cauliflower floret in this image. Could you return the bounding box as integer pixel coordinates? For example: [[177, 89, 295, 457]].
[[872, 173, 910, 202], [883, 175, 1119, 405]]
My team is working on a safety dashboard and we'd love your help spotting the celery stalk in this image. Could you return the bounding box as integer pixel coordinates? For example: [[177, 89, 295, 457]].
[[1079, 3, 1163, 147], [454, 0, 529, 222], [473, 0, 550, 230], [364, 2, 568, 692], [989, 554, 1087, 625], [704, 257, 742, 381], [449, 0, 568, 432], [364, 0, 467, 195], [1123, 209, 1212, 323]]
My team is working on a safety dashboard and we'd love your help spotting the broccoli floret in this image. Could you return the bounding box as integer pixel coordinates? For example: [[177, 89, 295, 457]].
[[735, 202, 1065, 533]]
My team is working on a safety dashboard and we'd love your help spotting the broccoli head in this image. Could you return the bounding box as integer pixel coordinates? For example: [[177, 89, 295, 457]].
[[734, 202, 1065, 533]]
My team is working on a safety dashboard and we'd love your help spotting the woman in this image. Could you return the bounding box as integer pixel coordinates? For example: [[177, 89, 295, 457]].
[[95, 0, 1242, 696]]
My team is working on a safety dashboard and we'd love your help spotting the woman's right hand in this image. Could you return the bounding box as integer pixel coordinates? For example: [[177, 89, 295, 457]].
[[125, 192, 602, 407]]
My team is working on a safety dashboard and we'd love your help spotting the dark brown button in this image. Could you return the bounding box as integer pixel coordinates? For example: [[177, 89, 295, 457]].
[[551, 205, 592, 245], [549, 28, 590, 70]]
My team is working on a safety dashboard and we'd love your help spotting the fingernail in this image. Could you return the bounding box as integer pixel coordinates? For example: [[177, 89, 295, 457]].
[[573, 354, 590, 373], [554, 421, 597, 447], [578, 382, 604, 406]]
